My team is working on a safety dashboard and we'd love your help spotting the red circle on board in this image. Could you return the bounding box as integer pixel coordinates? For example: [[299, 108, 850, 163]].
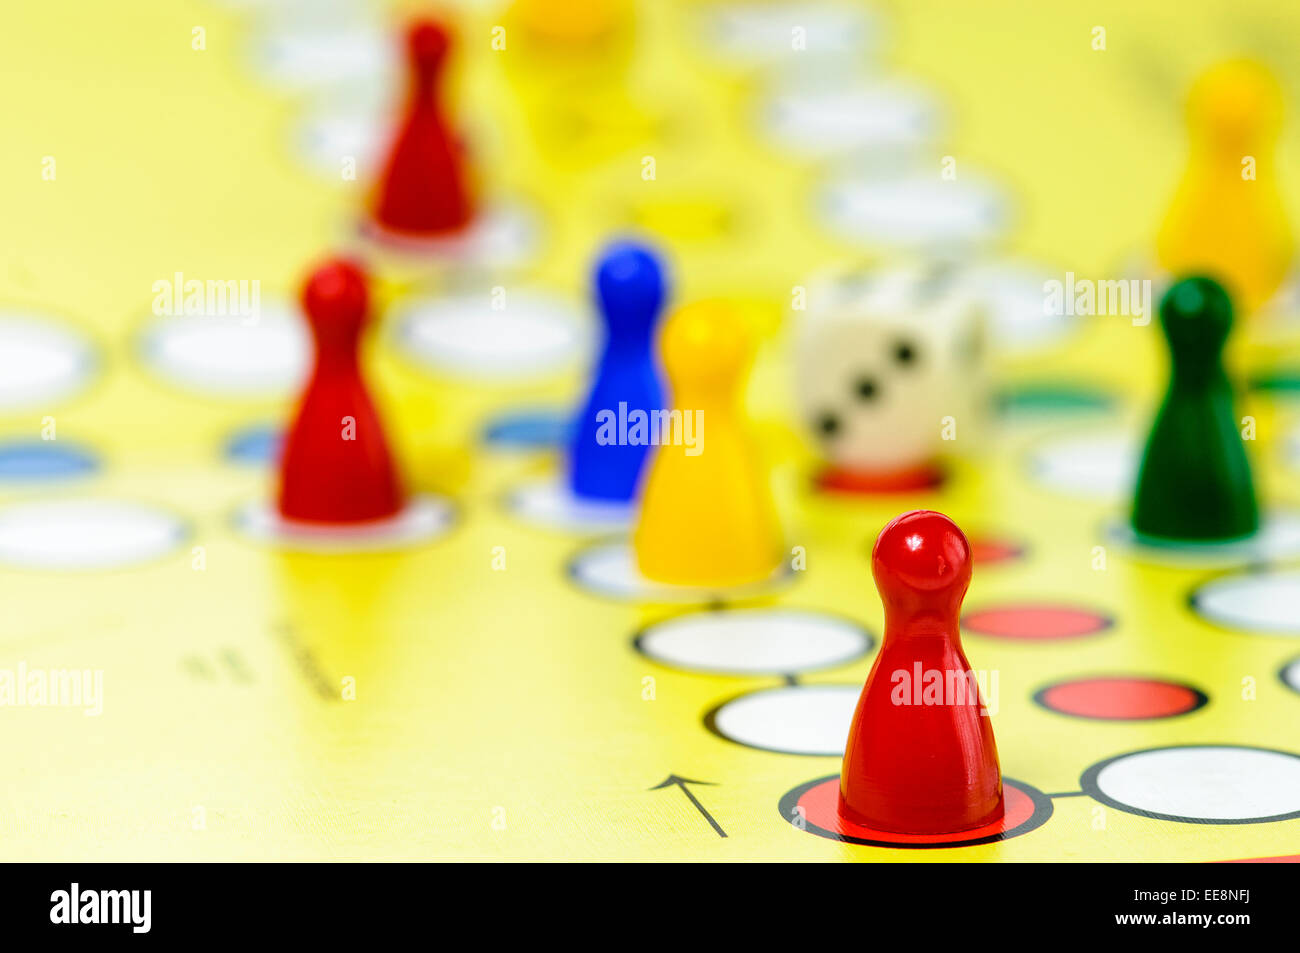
[[792, 776, 1040, 846], [968, 537, 1025, 566], [1035, 677, 1206, 720], [962, 605, 1112, 641]]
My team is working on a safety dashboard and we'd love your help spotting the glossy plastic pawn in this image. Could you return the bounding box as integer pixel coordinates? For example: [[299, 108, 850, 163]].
[[840, 510, 1003, 835], [278, 258, 406, 524]]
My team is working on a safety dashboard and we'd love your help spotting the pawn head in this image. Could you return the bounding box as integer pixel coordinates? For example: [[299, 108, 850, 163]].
[[658, 301, 753, 395], [1159, 276, 1233, 365], [301, 258, 370, 334], [1188, 59, 1282, 148], [872, 510, 972, 608], [595, 240, 666, 336], [406, 19, 450, 78]]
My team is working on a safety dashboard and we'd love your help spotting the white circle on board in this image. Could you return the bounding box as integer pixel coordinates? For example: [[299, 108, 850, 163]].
[[458, 203, 538, 265], [1028, 430, 1137, 499], [962, 261, 1076, 353], [0, 313, 96, 410], [209, 0, 358, 11], [1281, 657, 1300, 694], [505, 481, 633, 534], [1105, 511, 1300, 569], [140, 304, 308, 398], [361, 203, 539, 269], [234, 495, 454, 552], [394, 291, 586, 379], [760, 80, 939, 158], [1191, 568, 1300, 636], [249, 20, 392, 93], [637, 609, 871, 675], [704, 2, 874, 66], [708, 684, 858, 756], [0, 499, 187, 571], [568, 541, 792, 603], [1284, 422, 1300, 468], [296, 100, 387, 178], [1084, 746, 1300, 823], [820, 174, 1007, 250]]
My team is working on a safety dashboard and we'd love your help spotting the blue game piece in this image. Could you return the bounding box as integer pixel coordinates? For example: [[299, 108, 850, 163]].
[[566, 240, 667, 503]]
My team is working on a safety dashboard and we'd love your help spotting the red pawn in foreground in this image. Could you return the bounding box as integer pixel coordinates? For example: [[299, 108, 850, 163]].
[[370, 19, 474, 238], [840, 510, 1003, 834], [277, 259, 405, 524]]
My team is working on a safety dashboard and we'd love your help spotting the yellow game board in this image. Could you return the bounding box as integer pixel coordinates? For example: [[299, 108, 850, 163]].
[[0, 0, 1299, 861]]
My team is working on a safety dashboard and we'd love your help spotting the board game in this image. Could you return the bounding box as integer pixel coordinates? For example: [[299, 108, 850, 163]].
[[2, 0, 1300, 863]]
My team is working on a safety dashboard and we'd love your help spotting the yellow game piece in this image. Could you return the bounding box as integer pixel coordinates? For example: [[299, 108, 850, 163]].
[[1157, 60, 1293, 314], [633, 301, 783, 587], [511, 0, 627, 46]]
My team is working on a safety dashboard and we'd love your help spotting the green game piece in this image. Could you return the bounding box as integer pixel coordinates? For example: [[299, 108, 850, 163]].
[[1131, 276, 1259, 542]]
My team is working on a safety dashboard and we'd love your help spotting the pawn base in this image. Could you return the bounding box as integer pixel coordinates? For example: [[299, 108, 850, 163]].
[[837, 790, 1005, 837]]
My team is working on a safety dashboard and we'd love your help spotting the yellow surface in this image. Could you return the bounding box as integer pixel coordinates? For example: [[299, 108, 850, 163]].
[[0, 0, 1296, 860], [509, 0, 629, 46]]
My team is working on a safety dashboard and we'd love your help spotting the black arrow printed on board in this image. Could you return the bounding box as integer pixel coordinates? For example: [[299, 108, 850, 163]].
[[651, 775, 727, 838]]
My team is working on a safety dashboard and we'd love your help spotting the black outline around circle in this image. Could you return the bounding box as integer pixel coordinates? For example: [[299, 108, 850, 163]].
[[1279, 656, 1300, 696], [1187, 567, 1300, 637], [1030, 675, 1209, 722], [1079, 744, 1300, 825], [704, 683, 861, 756], [778, 775, 1053, 849], [968, 536, 1028, 567], [961, 603, 1115, 641], [634, 607, 875, 678]]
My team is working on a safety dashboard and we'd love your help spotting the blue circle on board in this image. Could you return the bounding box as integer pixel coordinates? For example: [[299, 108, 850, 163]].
[[0, 441, 98, 481], [481, 408, 572, 450], [225, 425, 283, 465]]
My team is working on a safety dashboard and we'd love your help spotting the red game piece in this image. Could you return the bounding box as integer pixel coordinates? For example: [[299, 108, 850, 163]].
[[839, 510, 1004, 834], [370, 19, 473, 238], [277, 258, 406, 524]]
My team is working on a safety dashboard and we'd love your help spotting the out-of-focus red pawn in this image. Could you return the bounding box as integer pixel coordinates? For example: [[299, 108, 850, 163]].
[[277, 258, 406, 524], [370, 19, 474, 237], [839, 510, 1003, 834]]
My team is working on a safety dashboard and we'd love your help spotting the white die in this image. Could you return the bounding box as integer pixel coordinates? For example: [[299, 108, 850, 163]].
[[794, 262, 986, 475]]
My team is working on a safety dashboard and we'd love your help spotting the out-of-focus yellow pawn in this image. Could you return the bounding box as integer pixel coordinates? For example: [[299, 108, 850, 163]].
[[633, 302, 783, 588], [1157, 60, 1293, 314], [511, 0, 628, 46]]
